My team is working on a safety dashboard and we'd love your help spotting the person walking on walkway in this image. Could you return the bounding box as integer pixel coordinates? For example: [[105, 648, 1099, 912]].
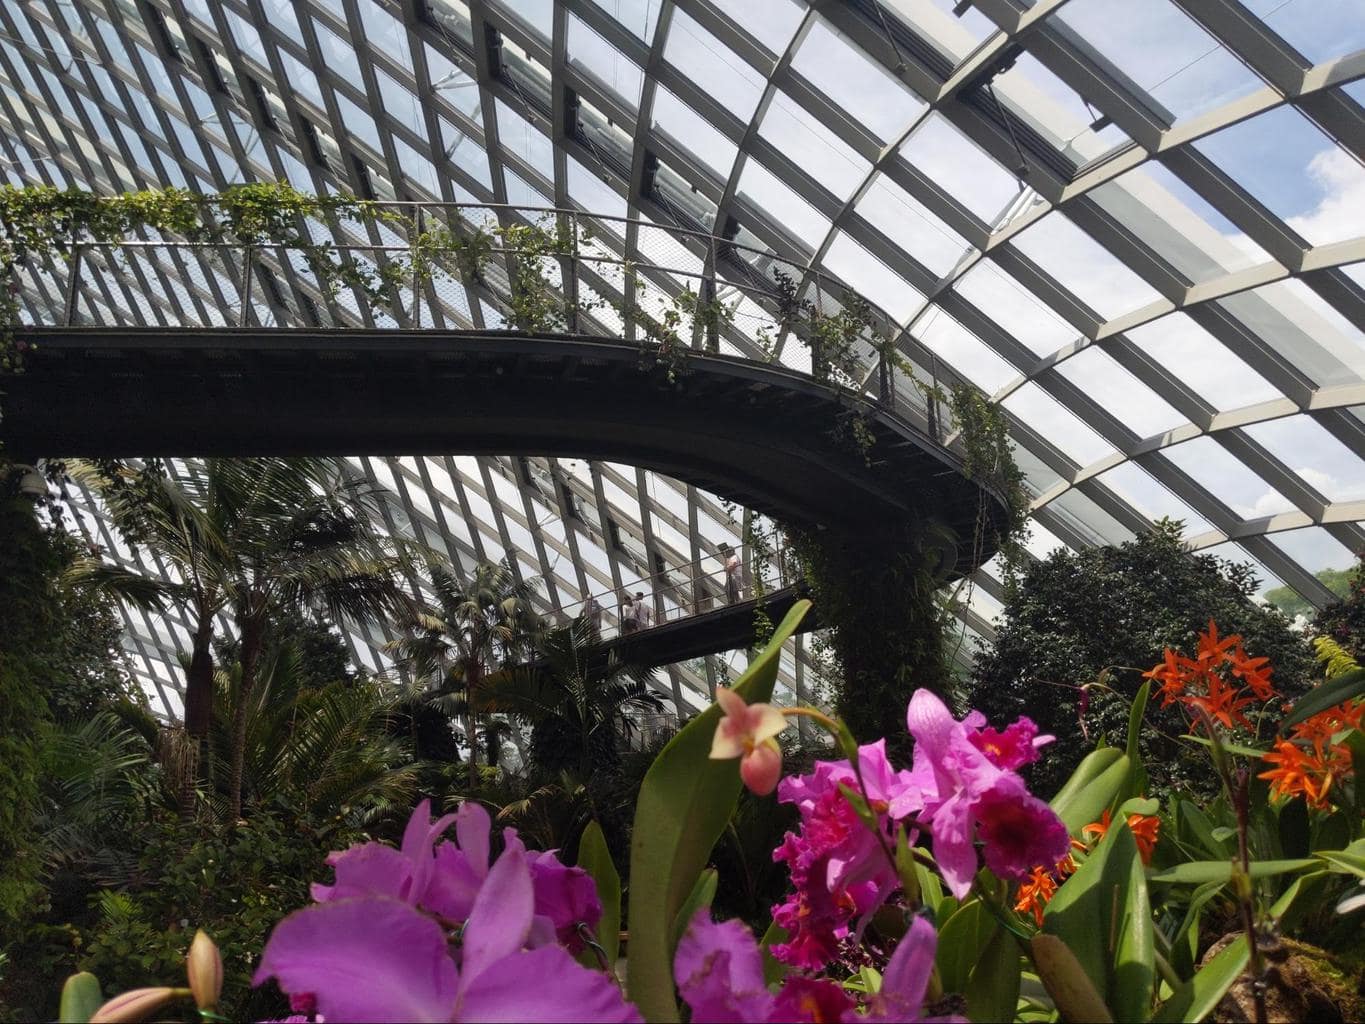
[[621, 593, 638, 634], [720, 542, 742, 604], [584, 594, 603, 632], [634, 591, 654, 630]]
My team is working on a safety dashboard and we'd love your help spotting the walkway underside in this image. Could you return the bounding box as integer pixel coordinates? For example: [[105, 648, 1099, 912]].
[[576, 585, 819, 678], [3, 327, 1007, 557]]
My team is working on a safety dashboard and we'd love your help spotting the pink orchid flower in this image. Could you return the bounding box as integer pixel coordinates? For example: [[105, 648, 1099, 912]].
[[709, 687, 790, 795]]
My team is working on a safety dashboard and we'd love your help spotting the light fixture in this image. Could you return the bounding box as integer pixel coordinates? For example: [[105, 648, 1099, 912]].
[[10, 463, 47, 500]]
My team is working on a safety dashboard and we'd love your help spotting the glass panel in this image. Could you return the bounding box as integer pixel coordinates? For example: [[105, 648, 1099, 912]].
[[988, 52, 1135, 168], [710, 0, 803, 54], [759, 92, 869, 201], [1091, 461, 1214, 534], [666, 9, 765, 123], [651, 86, 737, 178], [1010, 211, 1165, 321], [793, 18, 925, 141], [955, 260, 1081, 358], [1160, 436, 1295, 520], [1002, 382, 1119, 466], [821, 232, 923, 322], [911, 307, 1018, 393], [567, 13, 643, 110], [1242, 415, 1365, 503], [1123, 312, 1281, 410], [737, 160, 830, 249], [1055, 0, 1264, 124], [899, 113, 1031, 228], [1217, 278, 1365, 388], [1195, 106, 1365, 247], [855, 174, 973, 278], [1053, 346, 1186, 438], [1091, 162, 1273, 283], [1237, 0, 1365, 64]]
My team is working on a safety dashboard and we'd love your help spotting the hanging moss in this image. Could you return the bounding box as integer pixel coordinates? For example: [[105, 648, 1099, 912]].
[[0, 493, 57, 941], [789, 525, 952, 758]]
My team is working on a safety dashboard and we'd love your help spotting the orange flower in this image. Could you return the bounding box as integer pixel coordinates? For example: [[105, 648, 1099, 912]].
[[1143, 648, 1196, 707], [1182, 672, 1255, 732], [1195, 620, 1241, 670], [1081, 809, 1161, 864], [1014, 865, 1058, 926], [1229, 649, 1277, 701], [1259, 739, 1351, 810]]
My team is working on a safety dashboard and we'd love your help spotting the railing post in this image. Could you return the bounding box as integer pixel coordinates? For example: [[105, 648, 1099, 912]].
[[411, 204, 423, 329], [238, 245, 254, 327], [706, 233, 719, 353], [928, 355, 941, 442], [63, 242, 82, 326], [811, 274, 827, 382], [565, 210, 580, 333]]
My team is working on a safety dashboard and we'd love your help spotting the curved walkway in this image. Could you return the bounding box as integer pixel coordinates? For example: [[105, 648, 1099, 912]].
[[4, 326, 1008, 550]]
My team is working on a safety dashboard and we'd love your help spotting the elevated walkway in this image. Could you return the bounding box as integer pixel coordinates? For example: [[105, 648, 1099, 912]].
[[4, 326, 1008, 551]]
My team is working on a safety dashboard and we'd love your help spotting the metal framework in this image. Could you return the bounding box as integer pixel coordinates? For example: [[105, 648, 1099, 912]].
[[2, 0, 1363, 720]]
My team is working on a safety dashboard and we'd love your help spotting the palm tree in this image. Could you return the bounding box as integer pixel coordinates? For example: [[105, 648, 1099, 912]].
[[385, 561, 541, 780], [203, 640, 417, 825], [69, 458, 410, 819], [480, 616, 666, 780]]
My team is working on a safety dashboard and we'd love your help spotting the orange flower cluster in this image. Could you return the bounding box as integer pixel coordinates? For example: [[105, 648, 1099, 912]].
[[1015, 806, 1165, 926], [1142, 621, 1279, 733], [1081, 808, 1161, 864], [1259, 698, 1363, 810]]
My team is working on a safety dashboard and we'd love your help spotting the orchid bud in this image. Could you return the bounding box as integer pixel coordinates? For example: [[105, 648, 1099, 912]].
[[740, 737, 783, 796], [186, 929, 223, 1010], [90, 986, 188, 1023]]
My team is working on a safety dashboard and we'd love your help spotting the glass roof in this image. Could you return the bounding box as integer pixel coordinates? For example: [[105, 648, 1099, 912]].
[[2, 0, 1363, 721]]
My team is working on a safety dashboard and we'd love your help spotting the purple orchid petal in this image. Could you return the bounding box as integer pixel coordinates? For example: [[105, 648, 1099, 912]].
[[879, 916, 937, 1015], [528, 850, 602, 950], [424, 840, 484, 922], [253, 897, 457, 1024], [459, 845, 534, 988], [455, 801, 492, 877], [974, 779, 1070, 882], [772, 977, 854, 1023], [455, 945, 641, 1022], [674, 910, 773, 1023], [310, 843, 414, 904], [926, 792, 979, 900]]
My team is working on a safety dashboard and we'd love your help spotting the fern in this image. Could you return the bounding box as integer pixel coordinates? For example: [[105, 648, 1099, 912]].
[[1313, 635, 1360, 679]]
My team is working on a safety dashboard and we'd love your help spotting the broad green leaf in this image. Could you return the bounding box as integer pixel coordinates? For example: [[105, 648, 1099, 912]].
[[59, 972, 102, 1024], [1029, 933, 1113, 1024], [670, 868, 718, 952], [759, 919, 789, 987], [1179, 734, 1268, 759], [1148, 858, 1318, 885], [936, 900, 994, 995], [966, 923, 1021, 1024], [575, 820, 620, 968], [1316, 849, 1365, 879], [1282, 667, 1365, 728], [1044, 814, 1146, 1018], [625, 599, 810, 1022], [1051, 748, 1129, 835], [1123, 682, 1151, 802], [1169, 881, 1223, 978], [1177, 800, 1231, 860]]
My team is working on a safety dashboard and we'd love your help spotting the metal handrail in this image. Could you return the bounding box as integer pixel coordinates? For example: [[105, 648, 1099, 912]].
[[18, 201, 949, 438]]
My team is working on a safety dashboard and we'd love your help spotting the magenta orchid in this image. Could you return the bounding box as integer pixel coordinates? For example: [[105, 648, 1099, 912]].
[[710, 686, 790, 795], [254, 801, 632, 1023], [892, 690, 1069, 898], [674, 909, 962, 1023]]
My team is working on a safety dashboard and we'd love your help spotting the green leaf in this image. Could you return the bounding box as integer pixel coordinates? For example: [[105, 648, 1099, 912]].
[[966, 923, 1021, 1024], [1169, 881, 1224, 978], [1051, 747, 1122, 822], [1152, 878, 1308, 1023], [1123, 682, 1150, 801], [625, 599, 811, 1022], [670, 868, 718, 952], [1316, 849, 1365, 880], [575, 820, 620, 968], [1177, 800, 1231, 860], [937, 900, 994, 995], [759, 919, 789, 987], [1282, 668, 1365, 728], [59, 972, 102, 1024], [1043, 814, 1149, 1020], [1179, 734, 1268, 759], [1052, 750, 1131, 835], [1147, 858, 1318, 885]]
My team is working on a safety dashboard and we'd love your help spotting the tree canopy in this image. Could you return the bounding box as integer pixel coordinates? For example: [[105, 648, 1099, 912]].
[[967, 520, 1316, 796]]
